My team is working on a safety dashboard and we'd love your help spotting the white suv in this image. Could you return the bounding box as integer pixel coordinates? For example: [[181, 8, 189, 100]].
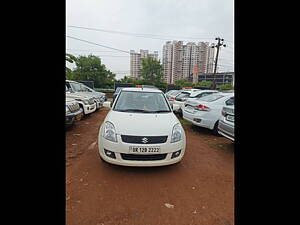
[[98, 88, 186, 167], [66, 80, 105, 109], [66, 85, 96, 115]]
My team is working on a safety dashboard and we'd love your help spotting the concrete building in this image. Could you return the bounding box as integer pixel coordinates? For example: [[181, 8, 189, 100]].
[[130, 49, 159, 79], [162, 41, 214, 84], [162, 41, 183, 84], [194, 72, 234, 86]]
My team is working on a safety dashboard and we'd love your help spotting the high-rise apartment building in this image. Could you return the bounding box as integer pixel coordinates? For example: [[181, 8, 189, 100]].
[[130, 49, 159, 79], [162, 41, 183, 84], [162, 41, 215, 84]]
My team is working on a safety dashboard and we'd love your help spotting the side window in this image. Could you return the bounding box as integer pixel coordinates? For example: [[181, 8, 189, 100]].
[[70, 83, 82, 92], [80, 85, 88, 92], [225, 97, 234, 106], [83, 86, 93, 92], [66, 83, 72, 91]]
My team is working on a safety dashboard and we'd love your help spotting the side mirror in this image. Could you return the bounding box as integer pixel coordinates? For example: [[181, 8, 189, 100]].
[[103, 101, 111, 108], [172, 104, 180, 111]]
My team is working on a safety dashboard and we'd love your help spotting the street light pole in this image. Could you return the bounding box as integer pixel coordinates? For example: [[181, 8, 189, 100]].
[[212, 37, 226, 89]]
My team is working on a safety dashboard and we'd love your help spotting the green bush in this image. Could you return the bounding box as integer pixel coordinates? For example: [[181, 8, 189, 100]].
[[217, 83, 234, 91]]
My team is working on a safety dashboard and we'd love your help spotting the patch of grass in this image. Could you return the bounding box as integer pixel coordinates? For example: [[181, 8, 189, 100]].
[[177, 117, 192, 126], [208, 142, 234, 152]]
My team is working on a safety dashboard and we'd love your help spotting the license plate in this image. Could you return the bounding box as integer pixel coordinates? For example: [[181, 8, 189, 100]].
[[185, 106, 194, 113], [75, 113, 83, 120], [226, 115, 234, 122], [129, 146, 161, 153]]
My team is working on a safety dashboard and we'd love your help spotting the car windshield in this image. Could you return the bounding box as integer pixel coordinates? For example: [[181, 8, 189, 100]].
[[199, 94, 226, 102], [114, 91, 171, 113]]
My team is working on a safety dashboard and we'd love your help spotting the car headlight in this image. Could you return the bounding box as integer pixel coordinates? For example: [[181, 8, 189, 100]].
[[103, 121, 117, 142], [82, 99, 89, 105], [171, 123, 183, 143]]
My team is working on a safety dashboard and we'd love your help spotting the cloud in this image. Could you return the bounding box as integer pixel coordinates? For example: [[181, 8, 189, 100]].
[[66, 0, 234, 78]]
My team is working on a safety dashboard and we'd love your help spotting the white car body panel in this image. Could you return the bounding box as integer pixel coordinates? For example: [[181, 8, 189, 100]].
[[98, 88, 186, 167], [183, 93, 234, 130]]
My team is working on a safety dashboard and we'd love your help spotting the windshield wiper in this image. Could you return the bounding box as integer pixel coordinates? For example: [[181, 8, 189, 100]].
[[116, 109, 170, 113], [116, 109, 151, 113], [148, 110, 171, 113]]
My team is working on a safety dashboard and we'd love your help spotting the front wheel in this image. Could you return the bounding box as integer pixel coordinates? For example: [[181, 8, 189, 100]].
[[212, 121, 221, 136]]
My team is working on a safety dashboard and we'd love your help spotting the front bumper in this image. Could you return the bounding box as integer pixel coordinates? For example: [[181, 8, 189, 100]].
[[95, 100, 103, 109], [218, 119, 234, 141], [98, 134, 186, 167], [66, 108, 83, 125], [83, 103, 97, 114]]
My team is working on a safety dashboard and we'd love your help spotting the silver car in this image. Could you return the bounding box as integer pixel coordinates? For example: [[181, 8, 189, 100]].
[[218, 104, 234, 141]]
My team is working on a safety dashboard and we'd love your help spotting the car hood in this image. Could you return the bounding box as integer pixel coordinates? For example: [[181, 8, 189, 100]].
[[104, 111, 181, 136], [66, 97, 76, 103], [66, 92, 89, 100]]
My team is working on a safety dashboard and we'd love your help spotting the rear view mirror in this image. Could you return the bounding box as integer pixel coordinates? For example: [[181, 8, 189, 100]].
[[103, 101, 111, 108]]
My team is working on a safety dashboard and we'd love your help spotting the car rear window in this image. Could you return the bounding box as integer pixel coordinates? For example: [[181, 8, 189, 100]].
[[199, 94, 225, 102], [170, 90, 181, 96], [176, 93, 190, 99]]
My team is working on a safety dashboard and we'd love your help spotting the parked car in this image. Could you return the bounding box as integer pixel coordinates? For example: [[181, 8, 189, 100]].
[[218, 104, 234, 141], [187, 90, 219, 100], [182, 92, 234, 135], [112, 87, 125, 105], [174, 89, 219, 116], [166, 90, 186, 111], [66, 85, 97, 115], [66, 97, 83, 127], [66, 80, 105, 109], [98, 87, 186, 167]]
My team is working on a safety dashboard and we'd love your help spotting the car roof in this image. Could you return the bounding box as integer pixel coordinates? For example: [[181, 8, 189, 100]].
[[211, 92, 234, 96], [121, 87, 163, 93]]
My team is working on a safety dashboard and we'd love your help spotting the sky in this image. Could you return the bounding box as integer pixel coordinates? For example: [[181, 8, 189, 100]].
[[66, 0, 234, 80]]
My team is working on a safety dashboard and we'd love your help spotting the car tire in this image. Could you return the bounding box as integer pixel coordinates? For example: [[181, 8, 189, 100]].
[[212, 121, 221, 136]]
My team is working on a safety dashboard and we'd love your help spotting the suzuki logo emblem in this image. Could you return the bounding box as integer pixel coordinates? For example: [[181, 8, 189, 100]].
[[142, 137, 148, 143]]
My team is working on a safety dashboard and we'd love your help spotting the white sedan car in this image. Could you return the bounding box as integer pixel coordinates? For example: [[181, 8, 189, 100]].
[[98, 88, 186, 167], [174, 89, 219, 115], [182, 92, 234, 134]]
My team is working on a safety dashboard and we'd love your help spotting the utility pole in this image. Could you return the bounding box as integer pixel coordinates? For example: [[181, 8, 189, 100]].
[[212, 37, 226, 89]]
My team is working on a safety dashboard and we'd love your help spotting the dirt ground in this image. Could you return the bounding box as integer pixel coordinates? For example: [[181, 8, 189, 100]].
[[66, 108, 234, 225]]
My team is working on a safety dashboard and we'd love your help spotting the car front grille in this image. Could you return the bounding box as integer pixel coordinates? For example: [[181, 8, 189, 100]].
[[121, 135, 168, 144], [120, 153, 167, 161], [68, 103, 80, 112]]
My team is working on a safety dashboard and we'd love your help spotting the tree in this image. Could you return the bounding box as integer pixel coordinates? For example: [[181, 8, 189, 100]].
[[174, 79, 193, 87], [195, 80, 213, 88], [71, 54, 116, 88], [217, 83, 234, 91], [66, 53, 77, 79], [66, 53, 77, 63], [140, 57, 164, 85]]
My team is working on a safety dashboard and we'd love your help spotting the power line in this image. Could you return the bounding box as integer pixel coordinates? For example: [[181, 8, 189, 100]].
[[68, 53, 130, 58], [66, 49, 125, 53], [68, 25, 216, 41], [66, 35, 130, 54]]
